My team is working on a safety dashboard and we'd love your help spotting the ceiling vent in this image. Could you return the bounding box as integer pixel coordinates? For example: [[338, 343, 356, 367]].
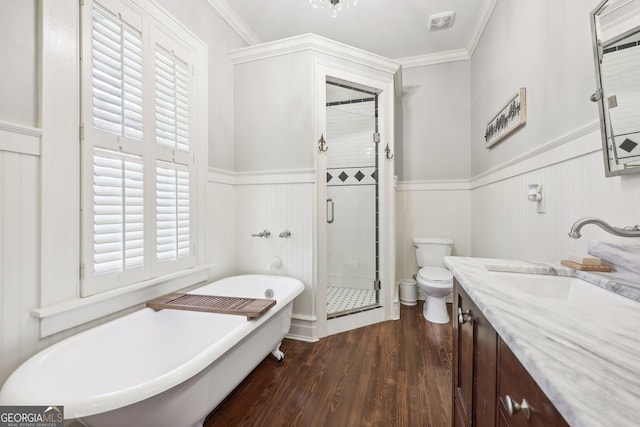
[[428, 11, 456, 31]]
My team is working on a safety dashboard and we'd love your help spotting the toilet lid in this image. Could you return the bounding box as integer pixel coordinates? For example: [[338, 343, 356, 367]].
[[418, 267, 453, 283]]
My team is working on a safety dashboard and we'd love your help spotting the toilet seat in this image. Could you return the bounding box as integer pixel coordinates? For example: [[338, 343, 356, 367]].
[[417, 267, 453, 286]]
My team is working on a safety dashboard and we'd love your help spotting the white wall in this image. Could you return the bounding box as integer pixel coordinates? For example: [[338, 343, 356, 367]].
[[470, 0, 597, 176], [468, 0, 640, 261], [0, 1, 38, 127], [233, 51, 315, 172], [399, 60, 471, 181], [394, 60, 472, 282]]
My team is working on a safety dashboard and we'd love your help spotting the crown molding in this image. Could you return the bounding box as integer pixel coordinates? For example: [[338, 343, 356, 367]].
[[395, 48, 470, 68], [205, 0, 261, 46], [229, 33, 401, 75], [207, 0, 498, 66], [466, 0, 498, 56]]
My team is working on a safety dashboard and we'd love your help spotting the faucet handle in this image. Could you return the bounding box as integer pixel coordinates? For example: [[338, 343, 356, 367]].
[[279, 230, 291, 238], [251, 229, 271, 238]]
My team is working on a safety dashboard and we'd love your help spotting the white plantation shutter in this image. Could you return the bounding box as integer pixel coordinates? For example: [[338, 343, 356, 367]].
[[156, 162, 190, 262], [81, 0, 200, 296], [153, 40, 195, 272], [92, 4, 144, 140], [93, 148, 144, 274], [155, 46, 190, 151]]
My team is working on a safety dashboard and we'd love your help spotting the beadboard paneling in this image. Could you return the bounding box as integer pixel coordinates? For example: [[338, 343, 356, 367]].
[[395, 186, 471, 282], [470, 150, 640, 261], [206, 179, 236, 280], [233, 182, 315, 319], [0, 150, 40, 385]]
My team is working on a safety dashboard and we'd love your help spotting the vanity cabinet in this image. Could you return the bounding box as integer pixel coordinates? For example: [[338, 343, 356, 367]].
[[452, 280, 568, 427], [452, 280, 497, 427]]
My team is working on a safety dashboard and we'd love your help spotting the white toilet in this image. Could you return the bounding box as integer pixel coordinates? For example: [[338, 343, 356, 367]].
[[413, 237, 454, 324]]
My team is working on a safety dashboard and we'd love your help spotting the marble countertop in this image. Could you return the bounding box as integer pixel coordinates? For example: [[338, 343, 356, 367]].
[[444, 256, 640, 427]]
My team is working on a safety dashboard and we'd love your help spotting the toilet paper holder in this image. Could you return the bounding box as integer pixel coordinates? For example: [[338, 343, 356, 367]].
[[527, 184, 542, 202]]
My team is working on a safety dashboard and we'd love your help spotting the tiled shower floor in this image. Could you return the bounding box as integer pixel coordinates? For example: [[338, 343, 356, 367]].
[[327, 286, 377, 317]]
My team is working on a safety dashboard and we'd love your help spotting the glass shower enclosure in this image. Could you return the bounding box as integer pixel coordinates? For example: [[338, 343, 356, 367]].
[[325, 78, 381, 319]]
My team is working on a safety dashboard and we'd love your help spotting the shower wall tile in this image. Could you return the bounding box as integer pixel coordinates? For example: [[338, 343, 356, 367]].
[[327, 102, 376, 169]]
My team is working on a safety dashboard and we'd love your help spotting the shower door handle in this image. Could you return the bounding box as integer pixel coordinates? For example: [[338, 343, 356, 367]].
[[326, 198, 334, 224]]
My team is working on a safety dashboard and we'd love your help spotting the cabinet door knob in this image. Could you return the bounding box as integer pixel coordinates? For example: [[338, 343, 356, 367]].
[[457, 307, 473, 325], [505, 395, 531, 420]]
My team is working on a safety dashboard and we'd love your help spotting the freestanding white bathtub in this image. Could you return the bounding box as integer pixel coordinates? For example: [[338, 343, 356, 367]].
[[0, 274, 304, 427]]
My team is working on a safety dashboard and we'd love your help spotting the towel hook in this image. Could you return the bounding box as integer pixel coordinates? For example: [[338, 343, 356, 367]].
[[385, 143, 394, 160], [318, 133, 328, 152]]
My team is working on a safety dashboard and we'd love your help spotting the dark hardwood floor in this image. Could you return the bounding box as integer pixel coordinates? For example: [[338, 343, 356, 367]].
[[204, 302, 453, 427]]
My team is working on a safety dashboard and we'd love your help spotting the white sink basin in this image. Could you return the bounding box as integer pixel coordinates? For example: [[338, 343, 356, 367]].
[[489, 271, 637, 307]]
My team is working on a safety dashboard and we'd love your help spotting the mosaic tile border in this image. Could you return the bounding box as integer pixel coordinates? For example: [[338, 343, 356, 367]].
[[327, 166, 377, 186]]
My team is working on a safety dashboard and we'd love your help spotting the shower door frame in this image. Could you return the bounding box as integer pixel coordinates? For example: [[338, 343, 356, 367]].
[[314, 61, 397, 338]]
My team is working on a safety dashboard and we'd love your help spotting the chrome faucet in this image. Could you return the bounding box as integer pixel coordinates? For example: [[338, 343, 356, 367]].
[[568, 217, 640, 239]]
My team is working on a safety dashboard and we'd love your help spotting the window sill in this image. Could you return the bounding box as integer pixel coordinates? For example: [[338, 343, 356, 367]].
[[32, 265, 210, 338]]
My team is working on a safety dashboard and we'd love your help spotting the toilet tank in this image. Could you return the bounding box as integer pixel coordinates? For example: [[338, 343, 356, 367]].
[[413, 237, 453, 268]]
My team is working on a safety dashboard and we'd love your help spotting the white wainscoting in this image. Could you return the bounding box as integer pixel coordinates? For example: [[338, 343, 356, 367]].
[[0, 144, 41, 386], [469, 124, 640, 261], [206, 170, 236, 281], [395, 124, 640, 286], [208, 169, 318, 340], [395, 181, 471, 283], [471, 150, 640, 261]]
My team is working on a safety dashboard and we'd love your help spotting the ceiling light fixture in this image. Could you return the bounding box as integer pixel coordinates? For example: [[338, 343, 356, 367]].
[[309, 0, 360, 18]]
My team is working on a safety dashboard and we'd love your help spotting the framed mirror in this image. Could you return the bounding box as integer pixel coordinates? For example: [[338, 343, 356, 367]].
[[591, 0, 640, 176]]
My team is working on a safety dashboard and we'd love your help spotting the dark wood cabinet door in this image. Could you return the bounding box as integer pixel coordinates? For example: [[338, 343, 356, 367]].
[[453, 284, 474, 427], [453, 282, 497, 427], [497, 340, 568, 427], [473, 302, 497, 427], [454, 294, 474, 427]]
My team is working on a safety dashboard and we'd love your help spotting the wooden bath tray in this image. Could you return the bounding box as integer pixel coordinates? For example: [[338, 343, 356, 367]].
[[560, 260, 612, 272], [146, 293, 276, 319]]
